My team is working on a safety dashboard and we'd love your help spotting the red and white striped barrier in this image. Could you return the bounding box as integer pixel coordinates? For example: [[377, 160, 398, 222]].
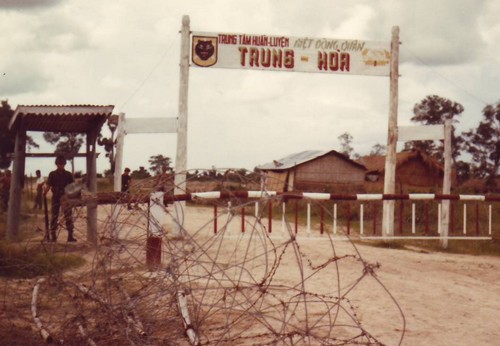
[[168, 191, 498, 239], [165, 191, 500, 202]]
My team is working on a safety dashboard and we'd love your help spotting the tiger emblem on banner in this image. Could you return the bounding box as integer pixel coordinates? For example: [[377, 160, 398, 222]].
[[192, 36, 218, 67]]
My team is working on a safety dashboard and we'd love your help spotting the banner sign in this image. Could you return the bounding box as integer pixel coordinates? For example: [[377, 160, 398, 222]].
[[191, 31, 391, 76]]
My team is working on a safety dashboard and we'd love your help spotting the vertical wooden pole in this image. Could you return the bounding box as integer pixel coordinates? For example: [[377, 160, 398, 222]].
[[113, 113, 126, 193], [382, 26, 400, 237], [174, 15, 191, 236], [440, 119, 452, 248], [86, 128, 99, 244], [111, 112, 125, 237], [6, 127, 26, 241]]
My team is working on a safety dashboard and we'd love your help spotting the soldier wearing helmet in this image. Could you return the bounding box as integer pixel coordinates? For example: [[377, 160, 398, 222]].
[[44, 155, 76, 242]]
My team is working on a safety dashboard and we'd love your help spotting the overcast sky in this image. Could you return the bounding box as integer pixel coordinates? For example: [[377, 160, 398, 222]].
[[1, 0, 499, 177]]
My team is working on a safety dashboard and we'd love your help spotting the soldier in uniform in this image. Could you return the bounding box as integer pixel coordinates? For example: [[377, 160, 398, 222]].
[[44, 155, 76, 242]]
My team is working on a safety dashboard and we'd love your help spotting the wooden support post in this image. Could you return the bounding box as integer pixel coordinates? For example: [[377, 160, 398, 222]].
[[111, 112, 125, 237], [382, 26, 400, 237], [440, 119, 452, 248], [173, 15, 190, 237], [113, 113, 126, 193], [6, 127, 27, 241], [86, 128, 99, 244]]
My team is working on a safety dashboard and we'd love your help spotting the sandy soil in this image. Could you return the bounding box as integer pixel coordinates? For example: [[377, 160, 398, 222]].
[[178, 206, 500, 346], [1, 205, 499, 345]]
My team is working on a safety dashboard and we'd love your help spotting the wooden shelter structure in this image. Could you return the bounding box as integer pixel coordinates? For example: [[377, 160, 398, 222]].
[[6, 105, 114, 243], [257, 150, 366, 193], [357, 149, 453, 192]]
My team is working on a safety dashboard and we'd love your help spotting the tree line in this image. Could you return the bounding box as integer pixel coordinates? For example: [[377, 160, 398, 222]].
[[1, 96, 498, 188]]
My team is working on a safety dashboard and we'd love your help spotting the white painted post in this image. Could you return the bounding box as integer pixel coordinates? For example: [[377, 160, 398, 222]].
[[113, 113, 125, 193], [488, 205, 492, 236], [360, 204, 364, 235], [438, 204, 442, 234], [411, 203, 416, 234], [463, 204, 467, 235], [440, 119, 452, 248], [111, 113, 125, 237], [333, 204, 337, 235], [255, 202, 259, 219], [382, 26, 400, 237], [173, 15, 191, 237]]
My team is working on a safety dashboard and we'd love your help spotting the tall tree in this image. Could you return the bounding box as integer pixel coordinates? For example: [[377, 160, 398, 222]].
[[462, 101, 500, 186], [0, 100, 38, 168], [404, 95, 464, 161], [148, 154, 172, 176], [338, 132, 354, 158], [43, 132, 84, 173], [369, 143, 386, 156]]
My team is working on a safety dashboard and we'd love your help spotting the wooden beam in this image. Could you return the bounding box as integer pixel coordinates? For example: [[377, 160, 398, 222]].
[[6, 127, 27, 241]]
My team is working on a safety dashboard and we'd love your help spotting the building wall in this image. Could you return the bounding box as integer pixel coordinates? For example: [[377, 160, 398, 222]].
[[293, 154, 365, 192]]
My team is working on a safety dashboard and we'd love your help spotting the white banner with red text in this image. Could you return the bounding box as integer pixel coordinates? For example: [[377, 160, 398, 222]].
[[191, 31, 391, 76]]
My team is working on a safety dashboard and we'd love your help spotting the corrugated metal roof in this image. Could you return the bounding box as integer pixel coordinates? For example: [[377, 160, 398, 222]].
[[258, 150, 365, 171], [9, 105, 114, 133]]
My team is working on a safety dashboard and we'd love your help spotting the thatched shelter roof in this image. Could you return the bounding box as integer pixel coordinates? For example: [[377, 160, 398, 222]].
[[357, 149, 443, 175]]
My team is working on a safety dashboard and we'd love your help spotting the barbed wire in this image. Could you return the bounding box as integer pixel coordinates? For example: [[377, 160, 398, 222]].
[[25, 170, 406, 345]]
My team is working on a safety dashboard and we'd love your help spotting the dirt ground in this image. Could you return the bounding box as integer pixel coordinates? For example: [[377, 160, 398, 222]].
[[1, 205, 499, 345]]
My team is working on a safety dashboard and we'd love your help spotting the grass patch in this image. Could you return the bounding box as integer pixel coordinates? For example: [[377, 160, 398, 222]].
[[358, 238, 500, 256], [361, 240, 408, 250], [0, 210, 85, 278], [0, 242, 85, 278]]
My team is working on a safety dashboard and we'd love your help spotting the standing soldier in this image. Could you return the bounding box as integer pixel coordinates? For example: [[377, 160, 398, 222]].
[[33, 169, 44, 210], [44, 155, 76, 242], [121, 167, 132, 210]]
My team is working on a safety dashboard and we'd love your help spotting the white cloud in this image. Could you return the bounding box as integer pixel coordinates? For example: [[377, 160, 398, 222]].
[[1, 0, 497, 176]]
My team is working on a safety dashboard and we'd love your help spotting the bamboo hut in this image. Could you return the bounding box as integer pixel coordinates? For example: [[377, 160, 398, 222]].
[[257, 150, 366, 193]]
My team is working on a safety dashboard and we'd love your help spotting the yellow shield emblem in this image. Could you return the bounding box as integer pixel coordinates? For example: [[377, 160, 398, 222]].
[[192, 36, 218, 67]]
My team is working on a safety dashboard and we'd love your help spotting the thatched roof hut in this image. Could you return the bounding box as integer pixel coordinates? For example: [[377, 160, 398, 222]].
[[257, 150, 366, 193], [356, 149, 452, 192]]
